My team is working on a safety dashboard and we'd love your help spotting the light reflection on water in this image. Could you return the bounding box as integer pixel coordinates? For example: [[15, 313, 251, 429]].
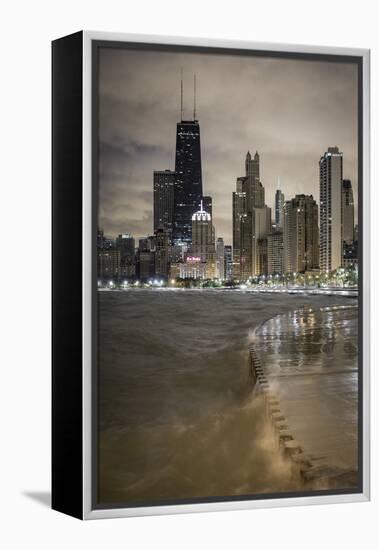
[[254, 305, 358, 474]]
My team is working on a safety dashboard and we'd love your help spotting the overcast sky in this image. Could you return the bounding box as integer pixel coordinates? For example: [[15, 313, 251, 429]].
[[98, 46, 358, 245]]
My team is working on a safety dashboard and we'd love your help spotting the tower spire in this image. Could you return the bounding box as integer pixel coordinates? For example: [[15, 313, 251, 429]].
[[193, 73, 197, 120]]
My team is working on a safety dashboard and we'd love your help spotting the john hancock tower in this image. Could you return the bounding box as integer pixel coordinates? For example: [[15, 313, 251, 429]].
[[172, 75, 203, 246]]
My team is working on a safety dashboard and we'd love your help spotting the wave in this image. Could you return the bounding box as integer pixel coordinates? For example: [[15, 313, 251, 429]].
[[97, 290, 358, 503]]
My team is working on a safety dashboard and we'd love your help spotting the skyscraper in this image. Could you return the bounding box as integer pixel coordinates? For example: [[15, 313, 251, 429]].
[[203, 195, 212, 218], [343, 240, 358, 268], [97, 228, 104, 249], [136, 251, 155, 281], [154, 228, 170, 279], [245, 150, 260, 181], [138, 236, 155, 252], [342, 179, 354, 244], [97, 229, 115, 251], [257, 238, 268, 276], [319, 147, 343, 272], [232, 151, 270, 280], [243, 151, 265, 210], [239, 213, 253, 280], [275, 188, 285, 227], [224, 245, 233, 281], [232, 190, 247, 280], [173, 111, 203, 244], [191, 201, 215, 278], [153, 170, 175, 233], [215, 237, 225, 279], [252, 206, 272, 276], [283, 195, 319, 273], [97, 248, 120, 281], [116, 234, 135, 278], [267, 230, 284, 275]]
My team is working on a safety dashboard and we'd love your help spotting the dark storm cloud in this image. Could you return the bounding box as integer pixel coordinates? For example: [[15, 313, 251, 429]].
[[98, 47, 358, 243]]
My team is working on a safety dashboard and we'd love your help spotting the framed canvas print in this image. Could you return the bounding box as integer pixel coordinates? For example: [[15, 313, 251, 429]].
[[52, 31, 370, 519]]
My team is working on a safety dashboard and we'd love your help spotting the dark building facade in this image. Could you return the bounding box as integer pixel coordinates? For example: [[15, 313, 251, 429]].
[[154, 227, 170, 279], [343, 240, 358, 268], [232, 190, 247, 280], [342, 179, 355, 245], [136, 251, 155, 281], [97, 248, 120, 281], [283, 194, 319, 273], [116, 234, 135, 278], [173, 120, 203, 244], [97, 229, 115, 250], [224, 245, 233, 281], [203, 195, 212, 218], [153, 170, 175, 233], [275, 189, 285, 227], [267, 230, 284, 275], [138, 236, 155, 252]]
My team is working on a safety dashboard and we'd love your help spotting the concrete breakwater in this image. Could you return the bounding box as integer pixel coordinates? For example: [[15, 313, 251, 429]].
[[249, 305, 359, 490]]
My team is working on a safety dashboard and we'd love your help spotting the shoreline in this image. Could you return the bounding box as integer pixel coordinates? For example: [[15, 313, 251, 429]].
[[98, 286, 358, 298], [249, 304, 358, 490]]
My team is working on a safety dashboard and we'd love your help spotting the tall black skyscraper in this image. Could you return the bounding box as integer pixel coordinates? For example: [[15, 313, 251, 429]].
[[173, 75, 203, 245]]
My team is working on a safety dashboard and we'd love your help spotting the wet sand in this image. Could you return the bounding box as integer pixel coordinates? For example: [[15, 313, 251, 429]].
[[254, 305, 358, 486]]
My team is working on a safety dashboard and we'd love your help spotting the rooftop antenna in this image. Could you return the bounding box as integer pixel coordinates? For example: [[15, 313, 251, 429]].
[[180, 68, 184, 121], [277, 176, 281, 189], [193, 73, 197, 120]]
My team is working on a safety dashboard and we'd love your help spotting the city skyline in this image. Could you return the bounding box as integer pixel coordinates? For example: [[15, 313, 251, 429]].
[[98, 47, 358, 243], [98, 142, 358, 284]]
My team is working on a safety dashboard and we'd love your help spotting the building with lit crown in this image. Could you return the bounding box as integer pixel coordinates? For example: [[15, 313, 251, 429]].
[[191, 201, 215, 278]]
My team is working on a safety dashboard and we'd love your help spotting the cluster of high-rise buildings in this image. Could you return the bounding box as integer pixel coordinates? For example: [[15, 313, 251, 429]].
[[97, 80, 358, 284], [231, 146, 357, 281], [98, 77, 232, 283]]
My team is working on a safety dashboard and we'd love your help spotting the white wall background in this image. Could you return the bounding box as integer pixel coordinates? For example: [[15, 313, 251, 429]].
[[1, 0, 377, 548]]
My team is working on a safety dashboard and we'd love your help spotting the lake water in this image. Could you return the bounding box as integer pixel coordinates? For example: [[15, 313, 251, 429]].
[[97, 289, 358, 504]]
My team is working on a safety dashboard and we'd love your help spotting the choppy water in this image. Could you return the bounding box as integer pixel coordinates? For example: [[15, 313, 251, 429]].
[[98, 289, 358, 504]]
